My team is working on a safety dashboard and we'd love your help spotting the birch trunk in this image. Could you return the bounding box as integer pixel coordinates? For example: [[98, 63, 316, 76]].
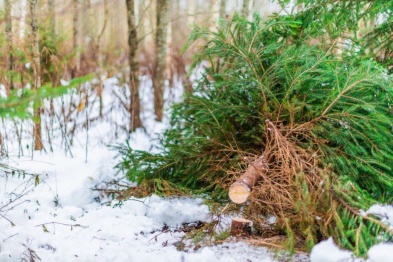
[[20, 0, 28, 38], [30, 0, 43, 151], [5, 0, 13, 91], [126, 0, 142, 131], [241, 0, 250, 17], [153, 0, 170, 122], [210, 0, 221, 32], [247, 0, 254, 21]]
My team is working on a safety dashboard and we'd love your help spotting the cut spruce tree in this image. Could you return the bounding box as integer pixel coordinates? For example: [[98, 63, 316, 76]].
[[115, 15, 393, 255]]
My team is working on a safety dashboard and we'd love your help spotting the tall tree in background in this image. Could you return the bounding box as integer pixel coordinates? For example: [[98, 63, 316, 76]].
[[126, 0, 142, 131], [137, 0, 147, 46], [210, 0, 226, 31], [219, 0, 226, 20], [241, 0, 250, 18], [153, 0, 170, 122], [73, 0, 80, 76], [48, 0, 55, 36], [29, 0, 43, 151], [47, 0, 58, 86], [187, 0, 196, 26], [5, 0, 13, 91]]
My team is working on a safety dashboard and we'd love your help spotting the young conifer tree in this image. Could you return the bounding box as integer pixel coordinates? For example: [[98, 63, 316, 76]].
[[116, 14, 393, 255]]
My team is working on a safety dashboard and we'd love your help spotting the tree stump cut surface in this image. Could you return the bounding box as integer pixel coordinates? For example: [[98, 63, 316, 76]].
[[228, 159, 265, 204], [231, 218, 253, 237]]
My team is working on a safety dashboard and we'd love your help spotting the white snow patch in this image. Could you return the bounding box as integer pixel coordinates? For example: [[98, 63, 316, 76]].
[[367, 243, 393, 262], [146, 195, 209, 227], [310, 238, 353, 262], [60, 79, 70, 86], [366, 204, 393, 229], [0, 84, 7, 99]]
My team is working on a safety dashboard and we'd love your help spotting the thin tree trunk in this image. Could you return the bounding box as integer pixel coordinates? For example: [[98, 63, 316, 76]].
[[126, 0, 142, 131], [20, 0, 28, 38], [247, 0, 254, 21], [48, 0, 55, 35], [48, 0, 58, 86], [167, 0, 174, 87], [187, 0, 196, 26], [5, 0, 13, 91], [30, 0, 43, 151], [148, 0, 156, 44], [137, 0, 145, 46], [96, 0, 109, 68], [82, 0, 89, 58], [209, 0, 221, 32], [242, 0, 250, 17], [73, 0, 80, 76], [153, 0, 170, 122], [219, 0, 226, 21]]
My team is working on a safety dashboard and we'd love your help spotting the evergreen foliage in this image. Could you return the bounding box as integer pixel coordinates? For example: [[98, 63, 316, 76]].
[[115, 14, 393, 255], [0, 75, 91, 119], [279, 0, 393, 72]]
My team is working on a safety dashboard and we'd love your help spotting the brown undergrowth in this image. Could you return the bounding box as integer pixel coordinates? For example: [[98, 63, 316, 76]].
[[236, 120, 334, 251]]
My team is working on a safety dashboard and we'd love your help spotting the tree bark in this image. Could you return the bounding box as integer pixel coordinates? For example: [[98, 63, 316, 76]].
[[96, 0, 109, 68], [5, 0, 14, 91], [167, 0, 175, 87], [209, 0, 221, 32], [231, 218, 252, 236], [187, 0, 196, 26], [73, 0, 80, 76], [219, 0, 226, 21], [19, 0, 28, 38], [228, 158, 266, 204], [126, 0, 142, 131], [137, 0, 146, 46], [30, 0, 43, 151], [153, 0, 170, 122], [48, 0, 58, 87], [241, 0, 250, 17], [247, 0, 255, 21], [48, 0, 55, 35]]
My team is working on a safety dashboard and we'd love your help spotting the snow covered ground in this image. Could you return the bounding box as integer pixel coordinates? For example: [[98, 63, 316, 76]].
[[1, 76, 392, 261]]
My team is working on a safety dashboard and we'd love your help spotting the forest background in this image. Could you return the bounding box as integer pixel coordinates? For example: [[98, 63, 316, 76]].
[[0, 0, 279, 152]]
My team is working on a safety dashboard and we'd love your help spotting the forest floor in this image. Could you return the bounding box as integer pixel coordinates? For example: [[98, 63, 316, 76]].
[[0, 76, 392, 261]]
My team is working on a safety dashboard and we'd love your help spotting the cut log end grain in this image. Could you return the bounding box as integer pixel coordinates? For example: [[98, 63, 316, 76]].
[[231, 218, 253, 237], [228, 182, 251, 204], [228, 158, 265, 204]]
